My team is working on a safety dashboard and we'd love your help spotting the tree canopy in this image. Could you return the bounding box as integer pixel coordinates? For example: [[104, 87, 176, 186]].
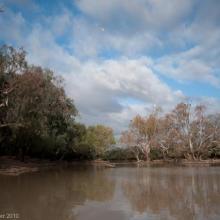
[[0, 45, 115, 161], [1, 45, 219, 162], [120, 103, 220, 161]]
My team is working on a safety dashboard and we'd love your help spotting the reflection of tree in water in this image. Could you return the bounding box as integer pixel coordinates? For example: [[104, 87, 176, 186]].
[[0, 167, 115, 220], [122, 167, 220, 220]]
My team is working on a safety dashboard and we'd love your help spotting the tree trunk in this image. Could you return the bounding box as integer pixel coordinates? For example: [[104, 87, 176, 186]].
[[189, 139, 196, 160], [142, 143, 150, 161], [135, 153, 140, 162], [145, 150, 150, 161], [162, 150, 167, 161]]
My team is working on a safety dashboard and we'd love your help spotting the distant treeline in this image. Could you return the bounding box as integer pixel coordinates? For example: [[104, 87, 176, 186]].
[[1, 45, 220, 162], [0, 45, 115, 161], [119, 104, 220, 161]]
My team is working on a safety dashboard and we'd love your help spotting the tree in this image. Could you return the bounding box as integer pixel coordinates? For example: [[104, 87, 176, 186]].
[[156, 114, 179, 160], [7, 67, 77, 160], [170, 103, 196, 160], [120, 108, 160, 161], [0, 45, 27, 125], [0, 45, 28, 155], [191, 106, 220, 159], [169, 103, 220, 160], [121, 102, 220, 161], [207, 114, 220, 158], [0, 45, 118, 161], [85, 125, 115, 158], [120, 130, 141, 162], [0, 45, 80, 161]]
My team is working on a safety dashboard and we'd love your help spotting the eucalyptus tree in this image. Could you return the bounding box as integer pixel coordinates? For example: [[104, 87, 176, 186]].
[[0, 45, 27, 126], [170, 103, 220, 160], [0, 45, 79, 160], [120, 108, 160, 161], [85, 125, 115, 158], [120, 130, 141, 161], [191, 106, 220, 159], [121, 102, 220, 161]]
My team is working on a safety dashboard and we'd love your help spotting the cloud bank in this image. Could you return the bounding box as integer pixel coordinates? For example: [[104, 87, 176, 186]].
[[1, 0, 220, 135]]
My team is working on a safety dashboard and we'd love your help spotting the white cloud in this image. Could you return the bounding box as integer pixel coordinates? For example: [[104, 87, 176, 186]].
[[72, 0, 220, 85], [43, 9, 73, 38], [64, 58, 184, 134], [23, 25, 81, 74], [0, 10, 183, 134], [155, 53, 220, 86], [71, 0, 193, 57], [151, 0, 220, 86], [191, 96, 220, 115], [70, 16, 162, 58], [65, 57, 183, 108], [154, 31, 220, 86], [76, 0, 193, 31], [0, 9, 26, 44], [1, 0, 220, 135]]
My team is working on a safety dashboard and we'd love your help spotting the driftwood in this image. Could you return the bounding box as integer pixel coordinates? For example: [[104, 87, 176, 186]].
[[91, 159, 116, 168], [0, 123, 24, 128]]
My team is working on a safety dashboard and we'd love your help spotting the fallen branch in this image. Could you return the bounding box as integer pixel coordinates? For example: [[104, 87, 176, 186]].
[[0, 123, 24, 128]]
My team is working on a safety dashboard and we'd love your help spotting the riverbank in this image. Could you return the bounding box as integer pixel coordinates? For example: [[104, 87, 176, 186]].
[[0, 157, 116, 176], [1, 156, 220, 176], [113, 159, 220, 167], [0, 156, 57, 176]]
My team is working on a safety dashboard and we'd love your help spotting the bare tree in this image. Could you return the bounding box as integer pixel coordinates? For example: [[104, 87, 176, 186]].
[[120, 130, 141, 162], [121, 102, 220, 161], [120, 108, 160, 161], [170, 103, 196, 160], [192, 107, 220, 159]]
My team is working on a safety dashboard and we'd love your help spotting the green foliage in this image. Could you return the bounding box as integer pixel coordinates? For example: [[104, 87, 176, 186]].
[[149, 148, 163, 160], [85, 125, 115, 158], [0, 45, 118, 161], [0, 45, 117, 161], [103, 147, 134, 161], [72, 143, 96, 160], [3, 44, 219, 162]]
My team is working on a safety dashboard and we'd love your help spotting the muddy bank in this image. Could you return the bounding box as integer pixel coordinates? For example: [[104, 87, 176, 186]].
[[112, 159, 220, 166], [0, 156, 57, 176], [0, 157, 116, 176], [87, 159, 116, 167], [1, 157, 220, 176]]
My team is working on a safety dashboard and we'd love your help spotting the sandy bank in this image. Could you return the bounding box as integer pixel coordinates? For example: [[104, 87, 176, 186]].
[[1, 157, 220, 176], [0, 156, 56, 176]]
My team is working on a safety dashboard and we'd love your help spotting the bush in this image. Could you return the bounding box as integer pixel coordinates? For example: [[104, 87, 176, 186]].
[[103, 147, 134, 161]]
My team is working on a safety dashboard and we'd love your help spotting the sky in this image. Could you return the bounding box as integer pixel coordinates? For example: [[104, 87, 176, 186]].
[[1, 0, 220, 136]]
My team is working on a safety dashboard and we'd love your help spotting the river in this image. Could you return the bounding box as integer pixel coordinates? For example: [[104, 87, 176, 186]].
[[0, 165, 219, 220]]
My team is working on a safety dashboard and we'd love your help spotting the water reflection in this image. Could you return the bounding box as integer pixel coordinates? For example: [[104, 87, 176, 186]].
[[0, 166, 115, 220], [0, 166, 219, 220], [122, 167, 220, 220]]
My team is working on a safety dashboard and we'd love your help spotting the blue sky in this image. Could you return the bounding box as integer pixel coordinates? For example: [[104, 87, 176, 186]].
[[1, 0, 220, 134]]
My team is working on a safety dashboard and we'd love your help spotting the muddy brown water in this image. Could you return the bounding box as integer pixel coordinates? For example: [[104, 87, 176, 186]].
[[0, 165, 219, 220]]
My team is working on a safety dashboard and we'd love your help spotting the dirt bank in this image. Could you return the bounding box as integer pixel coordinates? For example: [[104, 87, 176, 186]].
[[0, 157, 116, 176], [1, 157, 220, 176], [0, 156, 56, 176], [113, 159, 220, 166]]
